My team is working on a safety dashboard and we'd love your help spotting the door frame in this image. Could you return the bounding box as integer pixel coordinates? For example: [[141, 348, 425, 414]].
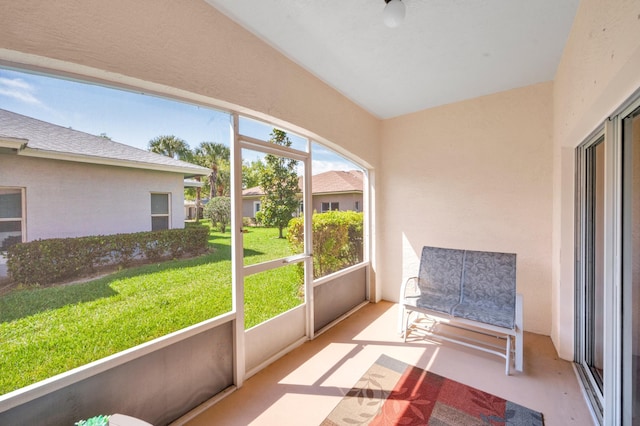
[[230, 113, 313, 386]]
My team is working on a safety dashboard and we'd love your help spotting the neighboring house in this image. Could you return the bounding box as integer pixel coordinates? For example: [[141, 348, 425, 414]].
[[183, 180, 206, 220], [0, 109, 209, 251], [241, 170, 364, 220]]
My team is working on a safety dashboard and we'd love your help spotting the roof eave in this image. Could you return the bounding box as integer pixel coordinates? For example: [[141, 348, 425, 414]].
[[18, 148, 210, 177], [0, 137, 28, 150], [184, 179, 205, 188], [312, 190, 362, 196]]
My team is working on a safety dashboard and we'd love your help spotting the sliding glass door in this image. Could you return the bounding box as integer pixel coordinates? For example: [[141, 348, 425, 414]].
[[622, 105, 640, 425], [576, 97, 640, 425], [576, 131, 606, 421]]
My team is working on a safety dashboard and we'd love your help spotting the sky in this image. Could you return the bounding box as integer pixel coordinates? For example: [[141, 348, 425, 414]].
[[0, 68, 360, 175]]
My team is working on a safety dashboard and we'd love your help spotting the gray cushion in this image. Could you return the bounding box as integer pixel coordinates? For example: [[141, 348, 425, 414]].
[[415, 246, 464, 314], [460, 250, 516, 308], [452, 301, 515, 329], [414, 246, 517, 329]]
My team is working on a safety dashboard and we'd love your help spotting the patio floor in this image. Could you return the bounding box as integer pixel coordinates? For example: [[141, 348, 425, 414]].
[[179, 301, 594, 426]]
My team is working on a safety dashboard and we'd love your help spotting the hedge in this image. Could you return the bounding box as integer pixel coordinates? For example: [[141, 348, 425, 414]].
[[288, 210, 363, 279], [6, 225, 210, 285]]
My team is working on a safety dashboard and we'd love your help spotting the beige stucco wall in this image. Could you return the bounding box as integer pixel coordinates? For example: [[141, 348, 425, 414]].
[[0, 155, 186, 240], [0, 0, 379, 171], [379, 82, 554, 334], [552, 0, 640, 359]]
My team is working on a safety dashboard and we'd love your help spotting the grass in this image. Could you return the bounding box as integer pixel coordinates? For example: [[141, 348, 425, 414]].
[[0, 226, 302, 395]]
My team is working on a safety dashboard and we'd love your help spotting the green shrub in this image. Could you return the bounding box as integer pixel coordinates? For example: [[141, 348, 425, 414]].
[[7, 226, 209, 285], [288, 210, 363, 279], [203, 197, 231, 232], [254, 211, 264, 227], [75, 415, 110, 426]]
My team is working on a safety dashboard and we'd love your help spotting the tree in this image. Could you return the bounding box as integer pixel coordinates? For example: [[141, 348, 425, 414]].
[[242, 159, 267, 189], [203, 196, 231, 232], [215, 161, 231, 197], [148, 135, 191, 160], [258, 129, 300, 239], [193, 142, 230, 199]]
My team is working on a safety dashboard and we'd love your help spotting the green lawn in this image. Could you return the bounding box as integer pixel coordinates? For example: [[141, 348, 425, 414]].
[[0, 226, 302, 395]]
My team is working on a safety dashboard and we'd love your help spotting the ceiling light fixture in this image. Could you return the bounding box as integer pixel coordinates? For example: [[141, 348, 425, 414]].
[[383, 0, 406, 28]]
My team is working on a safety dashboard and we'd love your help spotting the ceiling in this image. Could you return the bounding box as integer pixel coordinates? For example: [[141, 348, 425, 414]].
[[205, 0, 579, 119]]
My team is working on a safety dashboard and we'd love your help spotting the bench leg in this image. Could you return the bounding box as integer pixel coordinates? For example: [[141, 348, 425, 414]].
[[515, 294, 524, 372], [515, 330, 523, 372], [403, 310, 413, 342], [506, 335, 512, 375], [398, 305, 406, 336]]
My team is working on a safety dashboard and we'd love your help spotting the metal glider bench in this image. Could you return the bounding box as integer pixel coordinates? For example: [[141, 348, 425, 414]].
[[399, 246, 523, 375]]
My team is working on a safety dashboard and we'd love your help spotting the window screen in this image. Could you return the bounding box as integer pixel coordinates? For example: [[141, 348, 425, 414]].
[[151, 193, 170, 230]]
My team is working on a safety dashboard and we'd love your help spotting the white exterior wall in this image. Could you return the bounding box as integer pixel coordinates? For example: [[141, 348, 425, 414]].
[[0, 154, 186, 241]]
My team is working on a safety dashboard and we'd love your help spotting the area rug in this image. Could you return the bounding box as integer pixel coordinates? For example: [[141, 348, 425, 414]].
[[321, 354, 543, 426]]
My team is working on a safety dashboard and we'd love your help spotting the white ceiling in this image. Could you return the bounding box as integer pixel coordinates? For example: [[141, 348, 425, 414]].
[[205, 0, 579, 119]]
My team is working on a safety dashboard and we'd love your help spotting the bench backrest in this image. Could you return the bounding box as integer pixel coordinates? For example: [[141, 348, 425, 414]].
[[417, 246, 516, 324], [461, 249, 516, 308], [417, 246, 464, 311]]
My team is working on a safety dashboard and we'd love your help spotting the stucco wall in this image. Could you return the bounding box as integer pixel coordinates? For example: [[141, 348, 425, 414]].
[[379, 82, 554, 334], [552, 0, 640, 359], [242, 197, 260, 219], [0, 155, 185, 240], [312, 193, 363, 213], [0, 0, 379, 172], [241, 193, 362, 219]]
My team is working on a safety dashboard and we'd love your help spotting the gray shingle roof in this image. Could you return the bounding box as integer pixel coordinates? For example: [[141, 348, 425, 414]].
[[0, 108, 209, 176]]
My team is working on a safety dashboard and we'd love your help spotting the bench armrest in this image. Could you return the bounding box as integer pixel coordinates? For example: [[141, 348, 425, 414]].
[[398, 276, 418, 335], [400, 276, 419, 301]]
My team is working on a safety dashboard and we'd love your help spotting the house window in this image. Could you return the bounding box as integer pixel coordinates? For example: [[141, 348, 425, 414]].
[[151, 193, 170, 231], [253, 201, 261, 217], [355, 201, 360, 212], [321, 202, 339, 212], [0, 187, 24, 251]]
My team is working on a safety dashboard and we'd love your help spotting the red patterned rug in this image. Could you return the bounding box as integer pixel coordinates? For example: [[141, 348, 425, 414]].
[[321, 354, 543, 425]]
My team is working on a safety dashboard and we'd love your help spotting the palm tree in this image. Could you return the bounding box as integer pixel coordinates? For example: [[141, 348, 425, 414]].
[[149, 135, 200, 220], [194, 142, 230, 199], [148, 135, 191, 160]]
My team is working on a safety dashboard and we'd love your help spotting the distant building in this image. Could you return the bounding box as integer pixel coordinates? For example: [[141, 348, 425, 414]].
[[0, 108, 209, 251], [241, 170, 364, 220]]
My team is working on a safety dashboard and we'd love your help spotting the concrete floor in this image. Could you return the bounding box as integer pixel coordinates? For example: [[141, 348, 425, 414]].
[[180, 301, 594, 426]]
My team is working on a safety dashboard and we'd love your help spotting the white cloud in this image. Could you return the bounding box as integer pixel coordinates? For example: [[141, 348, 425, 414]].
[[0, 77, 43, 106], [311, 159, 359, 175]]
